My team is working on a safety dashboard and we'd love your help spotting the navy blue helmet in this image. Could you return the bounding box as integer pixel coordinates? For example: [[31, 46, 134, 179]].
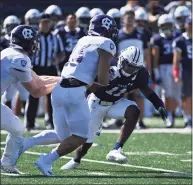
[[88, 14, 118, 40], [10, 25, 39, 56]]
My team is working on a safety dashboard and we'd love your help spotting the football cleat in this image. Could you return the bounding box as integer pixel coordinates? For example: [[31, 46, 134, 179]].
[[60, 159, 80, 170], [106, 148, 128, 164], [1, 163, 22, 174], [35, 154, 54, 176]]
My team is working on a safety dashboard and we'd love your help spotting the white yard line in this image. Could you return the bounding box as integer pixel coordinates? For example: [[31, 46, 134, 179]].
[[88, 172, 109, 176], [1, 128, 192, 135], [1, 148, 191, 176], [181, 159, 192, 162], [1, 173, 21, 176], [124, 151, 191, 156]]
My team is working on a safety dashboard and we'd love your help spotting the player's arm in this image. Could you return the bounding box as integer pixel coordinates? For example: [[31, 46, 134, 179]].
[[138, 69, 168, 122], [172, 39, 182, 83]]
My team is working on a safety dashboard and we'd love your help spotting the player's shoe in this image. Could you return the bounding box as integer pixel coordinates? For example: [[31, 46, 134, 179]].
[[106, 148, 128, 163], [184, 120, 192, 129], [0, 162, 21, 174], [35, 154, 54, 176], [60, 159, 80, 170]]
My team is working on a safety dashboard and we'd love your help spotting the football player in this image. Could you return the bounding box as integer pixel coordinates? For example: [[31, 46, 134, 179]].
[[62, 46, 169, 168], [174, 6, 190, 34], [1, 25, 61, 173], [30, 14, 117, 176], [173, 16, 192, 128], [54, 13, 85, 71], [151, 14, 181, 127], [107, 8, 121, 29]]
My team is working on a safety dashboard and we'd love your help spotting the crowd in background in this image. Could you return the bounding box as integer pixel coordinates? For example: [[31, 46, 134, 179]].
[[0, 0, 192, 130]]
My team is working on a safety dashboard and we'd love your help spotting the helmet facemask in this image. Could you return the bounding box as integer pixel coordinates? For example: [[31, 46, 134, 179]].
[[159, 23, 173, 37]]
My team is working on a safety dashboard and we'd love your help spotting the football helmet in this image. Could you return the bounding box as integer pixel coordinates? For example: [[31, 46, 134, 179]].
[[174, 6, 190, 30], [76, 7, 91, 32], [25, 9, 41, 30], [45, 5, 62, 16], [88, 14, 118, 41], [3, 15, 20, 35], [107, 8, 121, 29], [10, 25, 39, 56], [90, 8, 104, 18], [117, 46, 144, 76], [135, 8, 148, 31], [158, 14, 174, 37]]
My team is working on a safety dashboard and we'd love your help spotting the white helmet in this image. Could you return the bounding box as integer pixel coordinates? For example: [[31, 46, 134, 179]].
[[24, 9, 40, 30], [76, 7, 90, 18], [90, 8, 104, 18], [120, 6, 133, 16], [135, 8, 148, 21], [3, 15, 20, 27], [3, 15, 20, 35], [45, 5, 62, 16], [118, 46, 144, 76], [25, 9, 40, 22], [174, 6, 190, 18], [158, 14, 174, 37], [107, 8, 121, 18]]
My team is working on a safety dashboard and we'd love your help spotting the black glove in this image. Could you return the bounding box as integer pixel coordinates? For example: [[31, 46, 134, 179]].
[[158, 107, 168, 121]]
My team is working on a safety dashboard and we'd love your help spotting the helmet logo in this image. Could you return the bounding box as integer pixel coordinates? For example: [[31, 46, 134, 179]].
[[101, 18, 113, 30], [22, 28, 33, 39]]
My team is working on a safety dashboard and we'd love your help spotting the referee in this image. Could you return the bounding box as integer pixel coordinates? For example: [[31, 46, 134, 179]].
[[25, 13, 64, 131]]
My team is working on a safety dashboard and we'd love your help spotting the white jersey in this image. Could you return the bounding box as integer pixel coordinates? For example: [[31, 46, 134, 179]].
[[1, 47, 32, 96], [61, 36, 116, 85]]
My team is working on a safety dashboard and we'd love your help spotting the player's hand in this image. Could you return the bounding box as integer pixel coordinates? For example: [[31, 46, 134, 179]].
[[174, 77, 182, 84]]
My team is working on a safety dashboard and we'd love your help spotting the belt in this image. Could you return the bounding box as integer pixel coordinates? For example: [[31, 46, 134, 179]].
[[98, 100, 114, 106], [60, 78, 87, 88]]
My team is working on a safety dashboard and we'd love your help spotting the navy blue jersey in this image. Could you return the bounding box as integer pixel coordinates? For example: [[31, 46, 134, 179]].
[[55, 26, 85, 63], [137, 27, 152, 43], [117, 28, 148, 63], [173, 32, 192, 71], [95, 66, 149, 102], [150, 33, 175, 65], [0, 35, 10, 51]]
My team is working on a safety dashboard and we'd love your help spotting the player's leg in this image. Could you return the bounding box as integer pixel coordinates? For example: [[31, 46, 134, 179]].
[[34, 85, 90, 176], [1, 103, 25, 173], [106, 99, 140, 163], [160, 65, 179, 127], [181, 70, 192, 128], [62, 94, 108, 170]]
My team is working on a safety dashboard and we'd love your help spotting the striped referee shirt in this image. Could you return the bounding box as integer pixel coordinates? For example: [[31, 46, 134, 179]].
[[33, 31, 64, 67]]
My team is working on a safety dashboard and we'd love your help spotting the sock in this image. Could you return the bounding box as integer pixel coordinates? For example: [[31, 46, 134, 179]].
[[44, 149, 60, 163], [113, 142, 124, 150], [23, 130, 60, 151], [167, 112, 173, 123], [183, 113, 192, 123]]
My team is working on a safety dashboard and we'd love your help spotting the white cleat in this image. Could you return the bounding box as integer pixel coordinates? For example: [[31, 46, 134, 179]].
[[60, 159, 80, 170], [35, 154, 54, 176], [106, 148, 128, 164]]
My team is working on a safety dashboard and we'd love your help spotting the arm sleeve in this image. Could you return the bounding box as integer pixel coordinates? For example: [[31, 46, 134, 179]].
[[136, 68, 150, 89], [9, 68, 32, 83], [147, 91, 165, 110], [98, 39, 116, 57]]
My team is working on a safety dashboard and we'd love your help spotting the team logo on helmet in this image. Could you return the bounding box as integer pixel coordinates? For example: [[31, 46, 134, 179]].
[[101, 17, 113, 30], [22, 28, 33, 39]]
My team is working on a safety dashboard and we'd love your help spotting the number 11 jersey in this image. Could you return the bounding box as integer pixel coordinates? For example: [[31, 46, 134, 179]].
[[61, 36, 116, 85]]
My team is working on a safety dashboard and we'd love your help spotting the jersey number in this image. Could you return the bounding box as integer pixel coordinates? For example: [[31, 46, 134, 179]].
[[106, 87, 127, 96], [65, 44, 91, 67], [163, 43, 173, 55]]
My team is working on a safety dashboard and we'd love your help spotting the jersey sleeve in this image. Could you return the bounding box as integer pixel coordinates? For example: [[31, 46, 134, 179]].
[[172, 37, 183, 52], [98, 39, 116, 57], [136, 68, 150, 89], [9, 68, 32, 83], [150, 35, 160, 48], [10, 57, 32, 72]]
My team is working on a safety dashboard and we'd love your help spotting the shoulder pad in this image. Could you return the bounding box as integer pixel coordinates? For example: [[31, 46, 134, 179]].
[[98, 38, 116, 56], [10, 57, 31, 72]]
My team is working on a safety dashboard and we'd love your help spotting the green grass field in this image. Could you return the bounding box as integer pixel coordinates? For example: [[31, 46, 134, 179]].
[[1, 117, 192, 185]]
